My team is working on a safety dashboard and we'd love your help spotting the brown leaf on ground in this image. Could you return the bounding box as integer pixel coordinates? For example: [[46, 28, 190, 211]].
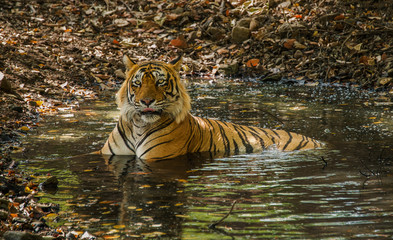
[[246, 59, 260, 67], [170, 36, 188, 49], [283, 39, 296, 49], [359, 56, 369, 65]]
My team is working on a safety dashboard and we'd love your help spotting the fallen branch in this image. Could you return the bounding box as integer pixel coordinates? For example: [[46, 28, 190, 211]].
[[321, 157, 328, 170], [209, 200, 237, 229]]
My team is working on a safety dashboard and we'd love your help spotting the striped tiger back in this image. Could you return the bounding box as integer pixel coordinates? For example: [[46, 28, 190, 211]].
[[100, 56, 322, 160]]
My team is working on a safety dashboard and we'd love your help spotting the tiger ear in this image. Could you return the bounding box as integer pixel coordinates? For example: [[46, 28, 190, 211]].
[[123, 55, 136, 71], [169, 55, 182, 72]]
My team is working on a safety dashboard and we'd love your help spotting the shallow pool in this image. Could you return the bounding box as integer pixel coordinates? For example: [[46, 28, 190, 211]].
[[14, 81, 393, 239]]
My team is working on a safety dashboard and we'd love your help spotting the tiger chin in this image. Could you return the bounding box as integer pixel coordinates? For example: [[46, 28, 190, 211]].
[[100, 55, 323, 161]]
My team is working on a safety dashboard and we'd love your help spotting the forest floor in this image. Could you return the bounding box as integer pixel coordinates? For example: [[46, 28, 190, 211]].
[[0, 0, 393, 238]]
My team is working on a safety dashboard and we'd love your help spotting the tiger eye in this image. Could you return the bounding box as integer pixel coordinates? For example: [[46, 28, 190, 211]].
[[157, 79, 166, 85], [133, 80, 141, 86]]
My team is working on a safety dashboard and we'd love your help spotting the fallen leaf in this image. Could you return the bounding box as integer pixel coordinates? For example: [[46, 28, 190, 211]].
[[381, 53, 387, 61], [359, 56, 369, 65], [293, 41, 307, 49], [170, 36, 187, 48], [283, 39, 296, 49], [19, 126, 30, 132], [113, 225, 126, 229], [217, 48, 229, 55], [246, 59, 260, 67], [334, 14, 345, 21]]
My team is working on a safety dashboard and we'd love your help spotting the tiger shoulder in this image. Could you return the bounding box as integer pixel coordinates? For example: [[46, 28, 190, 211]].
[[100, 56, 323, 160]]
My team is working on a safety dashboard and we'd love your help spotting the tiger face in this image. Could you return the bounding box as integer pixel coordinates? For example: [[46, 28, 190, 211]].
[[117, 56, 191, 124]]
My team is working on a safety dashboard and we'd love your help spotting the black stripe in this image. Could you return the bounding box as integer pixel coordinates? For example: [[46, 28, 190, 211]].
[[204, 119, 216, 153], [251, 127, 276, 145], [271, 129, 282, 139], [282, 131, 293, 151], [294, 135, 306, 150], [216, 120, 231, 153], [312, 138, 320, 148], [233, 139, 239, 155], [139, 140, 172, 158], [299, 137, 311, 150], [144, 124, 178, 146], [250, 131, 266, 150], [183, 118, 196, 152], [233, 124, 254, 153], [117, 120, 134, 151], [193, 118, 204, 152], [111, 134, 118, 147], [135, 118, 174, 148], [107, 141, 115, 155], [119, 117, 135, 149]]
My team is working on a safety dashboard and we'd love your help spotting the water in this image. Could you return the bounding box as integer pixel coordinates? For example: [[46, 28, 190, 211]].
[[14, 81, 393, 239]]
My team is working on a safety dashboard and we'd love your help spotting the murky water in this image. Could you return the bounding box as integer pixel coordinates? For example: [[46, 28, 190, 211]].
[[14, 81, 393, 239]]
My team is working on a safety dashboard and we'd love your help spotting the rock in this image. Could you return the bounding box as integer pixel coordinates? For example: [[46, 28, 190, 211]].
[[237, 18, 251, 28], [231, 26, 250, 44], [0, 198, 9, 210], [0, 72, 12, 94], [263, 73, 282, 81], [218, 61, 239, 75], [294, 50, 303, 59], [0, 209, 8, 220], [39, 176, 58, 193], [3, 231, 44, 240]]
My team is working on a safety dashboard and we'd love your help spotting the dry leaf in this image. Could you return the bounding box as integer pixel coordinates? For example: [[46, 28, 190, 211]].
[[359, 56, 369, 65], [283, 39, 296, 49], [170, 37, 187, 48], [246, 59, 260, 67], [334, 14, 345, 21]]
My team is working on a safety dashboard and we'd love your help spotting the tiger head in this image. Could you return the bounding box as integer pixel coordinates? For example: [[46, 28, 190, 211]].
[[116, 55, 191, 124]]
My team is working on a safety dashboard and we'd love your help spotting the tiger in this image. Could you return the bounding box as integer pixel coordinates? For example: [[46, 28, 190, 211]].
[[100, 55, 323, 160]]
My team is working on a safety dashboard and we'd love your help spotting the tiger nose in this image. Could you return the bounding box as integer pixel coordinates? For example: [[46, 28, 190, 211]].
[[140, 98, 155, 106]]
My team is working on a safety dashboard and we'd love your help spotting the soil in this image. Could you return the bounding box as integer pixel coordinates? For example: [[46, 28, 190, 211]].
[[0, 0, 393, 238]]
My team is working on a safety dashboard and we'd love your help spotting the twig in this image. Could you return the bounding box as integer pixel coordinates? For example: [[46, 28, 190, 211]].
[[359, 169, 371, 178], [120, 0, 133, 14], [321, 157, 328, 170], [209, 200, 237, 229]]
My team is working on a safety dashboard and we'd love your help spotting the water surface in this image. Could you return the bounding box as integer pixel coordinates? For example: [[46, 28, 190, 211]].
[[15, 81, 393, 239]]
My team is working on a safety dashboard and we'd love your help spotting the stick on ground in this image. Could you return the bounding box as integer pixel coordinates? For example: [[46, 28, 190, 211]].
[[208, 200, 237, 229]]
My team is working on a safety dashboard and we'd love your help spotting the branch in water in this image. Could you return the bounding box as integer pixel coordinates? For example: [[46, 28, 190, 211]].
[[208, 200, 237, 229]]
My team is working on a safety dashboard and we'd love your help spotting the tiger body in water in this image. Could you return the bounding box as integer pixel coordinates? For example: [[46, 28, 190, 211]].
[[100, 56, 322, 160]]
